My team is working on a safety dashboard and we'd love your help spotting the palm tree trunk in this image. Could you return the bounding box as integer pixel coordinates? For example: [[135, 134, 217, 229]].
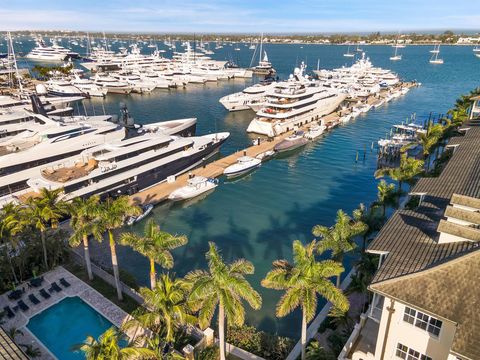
[[301, 308, 307, 360], [219, 304, 226, 360], [40, 230, 48, 270], [83, 235, 93, 281], [4, 246, 18, 283], [382, 204, 386, 217], [108, 230, 123, 301], [149, 257, 156, 289]]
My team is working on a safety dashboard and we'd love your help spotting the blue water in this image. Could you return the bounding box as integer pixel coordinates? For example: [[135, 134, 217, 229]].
[[27, 296, 116, 360], [7, 37, 480, 338]]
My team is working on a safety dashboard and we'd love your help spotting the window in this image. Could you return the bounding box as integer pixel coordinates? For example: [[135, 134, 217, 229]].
[[403, 307, 442, 336], [415, 312, 429, 330], [428, 318, 443, 336], [396, 343, 432, 360], [403, 307, 416, 324], [396, 343, 408, 359]]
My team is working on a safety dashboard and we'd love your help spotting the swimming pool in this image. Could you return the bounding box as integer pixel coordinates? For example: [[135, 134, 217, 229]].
[[27, 296, 116, 360]]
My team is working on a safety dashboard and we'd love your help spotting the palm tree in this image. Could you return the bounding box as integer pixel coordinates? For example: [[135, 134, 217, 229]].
[[0, 203, 22, 283], [69, 196, 103, 281], [126, 274, 196, 345], [97, 196, 141, 301], [376, 180, 396, 216], [73, 327, 155, 359], [13, 188, 68, 270], [312, 210, 367, 287], [306, 340, 334, 360], [375, 153, 424, 192], [186, 242, 262, 360], [120, 220, 187, 289], [352, 203, 383, 251], [261, 240, 349, 360]]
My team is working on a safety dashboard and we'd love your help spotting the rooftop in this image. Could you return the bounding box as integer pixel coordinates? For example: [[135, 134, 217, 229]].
[[0, 327, 28, 360]]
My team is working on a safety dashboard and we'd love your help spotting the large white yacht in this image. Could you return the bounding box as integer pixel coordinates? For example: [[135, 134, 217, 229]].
[[247, 67, 346, 137], [93, 74, 133, 94], [0, 116, 126, 200], [71, 76, 108, 97], [219, 80, 276, 112], [46, 78, 86, 97], [25, 40, 78, 62], [27, 131, 229, 201]]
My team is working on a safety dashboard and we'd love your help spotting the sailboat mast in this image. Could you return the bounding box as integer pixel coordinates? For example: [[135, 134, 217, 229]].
[[259, 32, 263, 65], [7, 32, 23, 93]]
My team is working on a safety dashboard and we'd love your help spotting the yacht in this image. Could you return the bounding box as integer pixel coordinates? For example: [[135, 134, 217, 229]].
[[0, 116, 126, 201], [25, 40, 78, 62], [27, 131, 230, 201], [250, 35, 276, 75], [71, 76, 108, 97], [223, 156, 261, 178], [168, 176, 218, 201], [274, 131, 308, 152], [111, 72, 156, 93], [219, 80, 276, 112], [46, 78, 86, 97], [247, 67, 346, 137], [93, 74, 132, 94], [304, 123, 326, 140], [429, 44, 444, 64]]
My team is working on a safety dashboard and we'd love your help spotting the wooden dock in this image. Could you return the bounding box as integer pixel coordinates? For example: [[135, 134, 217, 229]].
[[131, 82, 418, 206]]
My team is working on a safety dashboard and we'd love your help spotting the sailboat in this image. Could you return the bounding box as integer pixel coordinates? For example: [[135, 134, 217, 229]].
[[390, 36, 402, 61], [344, 45, 355, 57], [429, 44, 443, 64], [249, 34, 276, 75], [473, 45, 480, 58]]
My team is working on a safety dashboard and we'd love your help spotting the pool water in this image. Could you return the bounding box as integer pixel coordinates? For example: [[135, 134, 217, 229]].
[[27, 296, 115, 360]]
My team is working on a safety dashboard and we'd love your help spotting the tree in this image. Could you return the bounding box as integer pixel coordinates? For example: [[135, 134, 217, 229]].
[[73, 327, 155, 359], [306, 340, 335, 360], [375, 153, 424, 192], [69, 195, 103, 281], [376, 180, 396, 216], [97, 196, 141, 301], [127, 274, 196, 345], [13, 188, 68, 270], [261, 240, 349, 360], [312, 210, 367, 287], [0, 203, 23, 283], [120, 219, 187, 289], [186, 242, 262, 360], [352, 203, 383, 251]]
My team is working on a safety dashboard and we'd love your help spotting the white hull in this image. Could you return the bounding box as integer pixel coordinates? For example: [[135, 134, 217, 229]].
[[247, 94, 345, 137]]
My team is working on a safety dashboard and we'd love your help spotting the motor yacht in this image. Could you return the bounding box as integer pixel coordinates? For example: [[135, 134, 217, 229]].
[[71, 76, 108, 97], [274, 131, 308, 152], [46, 78, 86, 97], [223, 156, 261, 178], [93, 74, 132, 94], [219, 80, 276, 112], [247, 66, 346, 137], [27, 131, 230, 201], [25, 39, 78, 62], [168, 176, 218, 201]]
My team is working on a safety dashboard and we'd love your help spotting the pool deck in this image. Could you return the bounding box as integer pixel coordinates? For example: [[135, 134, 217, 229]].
[[0, 267, 141, 360]]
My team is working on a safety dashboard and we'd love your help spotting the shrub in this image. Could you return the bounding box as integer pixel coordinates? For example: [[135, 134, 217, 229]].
[[226, 325, 295, 360]]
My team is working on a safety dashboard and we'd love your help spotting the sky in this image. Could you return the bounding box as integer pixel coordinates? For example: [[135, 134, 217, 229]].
[[0, 0, 479, 33]]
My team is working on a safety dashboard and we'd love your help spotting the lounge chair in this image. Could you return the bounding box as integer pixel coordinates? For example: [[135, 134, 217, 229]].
[[49, 282, 62, 293], [39, 288, 51, 299], [2, 306, 15, 319], [59, 277, 71, 288], [17, 300, 29, 312], [28, 294, 41, 305]]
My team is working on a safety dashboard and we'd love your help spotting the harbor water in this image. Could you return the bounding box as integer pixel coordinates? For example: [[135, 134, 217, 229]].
[[7, 39, 480, 338]]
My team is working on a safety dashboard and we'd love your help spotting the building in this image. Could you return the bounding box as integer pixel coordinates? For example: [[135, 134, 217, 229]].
[[339, 117, 480, 360], [0, 326, 28, 360]]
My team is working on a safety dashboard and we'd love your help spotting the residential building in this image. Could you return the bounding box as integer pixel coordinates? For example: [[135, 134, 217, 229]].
[[339, 118, 480, 360]]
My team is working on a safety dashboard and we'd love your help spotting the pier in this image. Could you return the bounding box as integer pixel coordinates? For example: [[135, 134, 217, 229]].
[[131, 81, 418, 205]]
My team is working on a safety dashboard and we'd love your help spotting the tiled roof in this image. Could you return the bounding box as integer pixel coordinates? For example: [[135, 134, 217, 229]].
[[0, 327, 28, 360], [369, 249, 480, 360], [368, 124, 480, 283]]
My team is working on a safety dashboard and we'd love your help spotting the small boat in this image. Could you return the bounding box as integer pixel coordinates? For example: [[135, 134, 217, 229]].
[[126, 204, 154, 225], [304, 124, 326, 140], [429, 44, 443, 64], [223, 156, 261, 178], [344, 45, 355, 57], [274, 131, 308, 152], [168, 176, 218, 201]]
